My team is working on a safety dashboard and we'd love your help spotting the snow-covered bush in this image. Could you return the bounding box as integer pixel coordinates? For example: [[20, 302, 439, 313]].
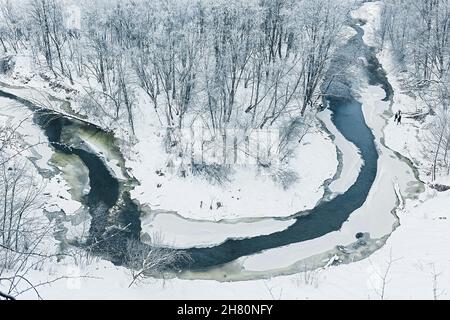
[[0, 56, 14, 74]]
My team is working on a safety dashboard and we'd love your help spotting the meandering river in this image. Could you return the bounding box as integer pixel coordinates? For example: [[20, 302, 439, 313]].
[[0, 20, 398, 273]]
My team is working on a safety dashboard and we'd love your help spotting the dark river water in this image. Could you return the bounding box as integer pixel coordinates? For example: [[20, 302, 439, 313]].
[[183, 95, 378, 269], [0, 21, 392, 271]]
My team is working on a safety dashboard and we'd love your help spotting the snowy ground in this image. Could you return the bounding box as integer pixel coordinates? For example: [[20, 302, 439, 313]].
[[136, 124, 339, 248], [378, 44, 440, 185], [14, 183, 450, 300], [129, 116, 338, 222], [317, 109, 363, 196], [0, 97, 83, 216]]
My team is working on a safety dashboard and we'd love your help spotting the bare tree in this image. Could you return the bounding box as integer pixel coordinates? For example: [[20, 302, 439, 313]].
[[429, 263, 445, 300], [425, 106, 450, 180], [369, 249, 402, 300], [125, 234, 190, 288], [0, 117, 65, 300]]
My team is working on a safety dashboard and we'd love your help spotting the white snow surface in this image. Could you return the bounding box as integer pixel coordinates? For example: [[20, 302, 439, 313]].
[[141, 211, 295, 249], [130, 103, 338, 221], [317, 109, 363, 195]]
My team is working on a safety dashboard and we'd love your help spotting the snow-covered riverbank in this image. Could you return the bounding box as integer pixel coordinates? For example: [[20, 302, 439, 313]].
[[1, 0, 401, 271], [13, 185, 450, 299], [129, 112, 339, 222], [140, 211, 296, 249], [1, 71, 342, 256]]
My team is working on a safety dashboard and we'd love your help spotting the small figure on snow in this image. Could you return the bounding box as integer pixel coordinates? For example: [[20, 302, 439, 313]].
[[397, 110, 402, 125], [395, 110, 402, 125]]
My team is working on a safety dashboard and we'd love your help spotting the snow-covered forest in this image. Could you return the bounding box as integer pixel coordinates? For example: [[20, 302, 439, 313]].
[[1, 0, 450, 301], [0, 0, 349, 169]]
